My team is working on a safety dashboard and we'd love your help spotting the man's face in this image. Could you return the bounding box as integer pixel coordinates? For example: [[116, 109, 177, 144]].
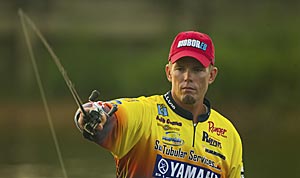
[[166, 57, 217, 106]]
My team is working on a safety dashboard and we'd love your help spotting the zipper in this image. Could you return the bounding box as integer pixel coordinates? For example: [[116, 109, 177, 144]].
[[192, 123, 197, 147]]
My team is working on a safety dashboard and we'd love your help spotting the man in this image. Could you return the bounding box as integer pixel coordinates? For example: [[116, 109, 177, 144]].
[[75, 31, 245, 178]]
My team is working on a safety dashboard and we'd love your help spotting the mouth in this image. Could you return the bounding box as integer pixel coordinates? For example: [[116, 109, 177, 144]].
[[181, 87, 195, 92]]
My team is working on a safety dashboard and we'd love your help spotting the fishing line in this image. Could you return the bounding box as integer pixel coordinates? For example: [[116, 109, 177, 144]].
[[19, 9, 68, 178]]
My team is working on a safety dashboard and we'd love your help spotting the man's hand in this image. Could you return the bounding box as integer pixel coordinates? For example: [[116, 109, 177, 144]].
[[77, 106, 108, 132]]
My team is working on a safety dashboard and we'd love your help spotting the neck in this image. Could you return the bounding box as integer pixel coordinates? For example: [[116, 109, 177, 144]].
[[172, 94, 206, 122], [163, 91, 211, 123], [187, 103, 207, 123]]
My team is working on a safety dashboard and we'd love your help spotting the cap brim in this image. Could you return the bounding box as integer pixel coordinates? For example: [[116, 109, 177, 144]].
[[169, 50, 211, 67]]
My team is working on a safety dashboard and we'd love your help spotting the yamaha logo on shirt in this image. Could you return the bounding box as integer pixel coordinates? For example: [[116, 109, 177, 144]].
[[152, 155, 220, 178]]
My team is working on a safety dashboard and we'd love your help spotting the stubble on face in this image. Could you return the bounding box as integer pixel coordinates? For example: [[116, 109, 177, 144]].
[[182, 94, 196, 105]]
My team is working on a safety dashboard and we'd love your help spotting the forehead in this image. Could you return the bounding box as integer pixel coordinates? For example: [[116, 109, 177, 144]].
[[174, 57, 204, 67]]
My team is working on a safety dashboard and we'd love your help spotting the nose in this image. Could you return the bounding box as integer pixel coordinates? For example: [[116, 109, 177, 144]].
[[183, 69, 192, 82]]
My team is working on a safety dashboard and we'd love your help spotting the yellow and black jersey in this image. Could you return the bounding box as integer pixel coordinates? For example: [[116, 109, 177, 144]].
[[75, 91, 244, 178]]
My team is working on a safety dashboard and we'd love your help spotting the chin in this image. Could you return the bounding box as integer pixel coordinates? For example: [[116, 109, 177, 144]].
[[182, 95, 196, 105]]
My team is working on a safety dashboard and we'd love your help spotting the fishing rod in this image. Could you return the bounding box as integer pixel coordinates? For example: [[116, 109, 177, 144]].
[[18, 8, 117, 134], [18, 8, 117, 177]]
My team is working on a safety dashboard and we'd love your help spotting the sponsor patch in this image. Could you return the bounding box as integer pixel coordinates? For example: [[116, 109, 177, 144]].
[[162, 131, 184, 146], [188, 150, 221, 171], [205, 148, 226, 160], [156, 116, 182, 127], [154, 140, 220, 171], [164, 93, 176, 110], [157, 104, 168, 116], [109, 98, 139, 105], [177, 39, 208, 51], [202, 131, 222, 148], [152, 155, 220, 178], [208, 121, 227, 138], [109, 99, 122, 105], [157, 123, 180, 131], [154, 140, 187, 159]]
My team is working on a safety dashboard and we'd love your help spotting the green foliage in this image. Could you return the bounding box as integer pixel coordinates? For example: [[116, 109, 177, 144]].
[[1, 1, 300, 178]]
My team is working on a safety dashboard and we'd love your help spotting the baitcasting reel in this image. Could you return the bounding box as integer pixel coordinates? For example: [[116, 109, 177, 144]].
[[82, 90, 118, 141]]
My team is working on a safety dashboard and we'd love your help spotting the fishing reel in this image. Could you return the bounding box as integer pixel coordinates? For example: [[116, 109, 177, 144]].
[[82, 90, 118, 141]]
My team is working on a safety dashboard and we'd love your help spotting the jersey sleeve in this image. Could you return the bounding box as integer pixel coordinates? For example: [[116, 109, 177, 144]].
[[229, 129, 245, 178], [93, 97, 151, 159]]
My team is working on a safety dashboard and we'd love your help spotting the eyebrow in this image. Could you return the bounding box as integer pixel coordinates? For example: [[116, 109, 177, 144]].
[[176, 62, 204, 68]]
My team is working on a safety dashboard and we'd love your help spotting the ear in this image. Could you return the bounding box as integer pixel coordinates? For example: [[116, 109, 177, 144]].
[[165, 64, 172, 82], [208, 66, 218, 84]]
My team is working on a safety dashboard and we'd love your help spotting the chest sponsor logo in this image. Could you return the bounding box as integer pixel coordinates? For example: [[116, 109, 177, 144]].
[[154, 140, 221, 170], [188, 150, 221, 171], [155, 140, 187, 159], [157, 104, 169, 116], [202, 131, 222, 148], [208, 121, 227, 138], [162, 131, 184, 146], [156, 116, 182, 126], [157, 123, 180, 131], [204, 148, 226, 160], [152, 155, 220, 178]]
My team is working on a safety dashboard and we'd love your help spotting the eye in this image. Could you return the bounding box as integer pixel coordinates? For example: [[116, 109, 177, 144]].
[[193, 67, 205, 72], [175, 66, 185, 71]]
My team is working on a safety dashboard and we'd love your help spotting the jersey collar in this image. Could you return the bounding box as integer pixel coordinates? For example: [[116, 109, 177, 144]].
[[163, 91, 211, 122]]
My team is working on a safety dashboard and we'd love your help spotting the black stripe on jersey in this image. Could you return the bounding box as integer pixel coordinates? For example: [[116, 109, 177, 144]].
[[163, 91, 211, 123]]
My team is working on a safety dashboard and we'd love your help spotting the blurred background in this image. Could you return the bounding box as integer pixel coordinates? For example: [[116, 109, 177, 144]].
[[1, 0, 300, 177]]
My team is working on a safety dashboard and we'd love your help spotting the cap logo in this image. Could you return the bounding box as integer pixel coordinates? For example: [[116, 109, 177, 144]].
[[177, 39, 207, 51]]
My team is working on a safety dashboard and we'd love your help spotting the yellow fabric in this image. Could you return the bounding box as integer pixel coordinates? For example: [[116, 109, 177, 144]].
[[95, 94, 244, 178]]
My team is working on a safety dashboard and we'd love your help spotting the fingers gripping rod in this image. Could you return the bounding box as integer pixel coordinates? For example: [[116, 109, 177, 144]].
[[83, 90, 118, 139]]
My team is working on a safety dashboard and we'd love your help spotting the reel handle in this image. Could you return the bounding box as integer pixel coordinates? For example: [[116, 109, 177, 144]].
[[89, 90, 100, 102]]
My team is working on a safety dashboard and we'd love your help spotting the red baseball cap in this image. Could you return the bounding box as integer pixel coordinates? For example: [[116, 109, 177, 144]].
[[168, 31, 215, 67]]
